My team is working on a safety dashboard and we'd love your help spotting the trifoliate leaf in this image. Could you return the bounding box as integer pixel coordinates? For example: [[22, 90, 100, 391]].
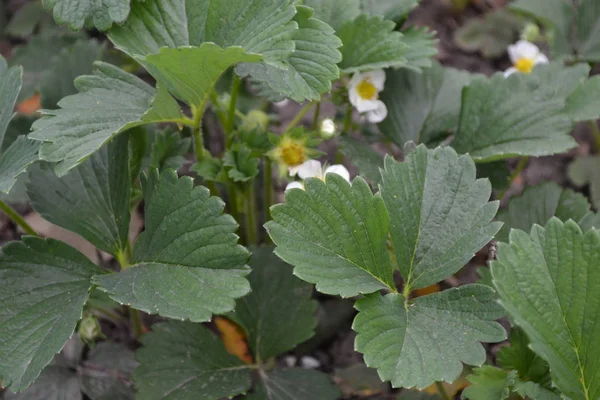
[[568, 155, 600, 209], [43, 0, 131, 31], [495, 181, 593, 242], [266, 173, 395, 297], [353, 286, 506, 389], [452, 64, 578, 161], [360, 0, 419, 21], [302, 0, 361, 31], [565, 76, 600, 122], [401, 27, 438, 71], [0, 62, 22, 149], [223, 144, 260, 183], [142, 44, 262, 109], [229, 246, 317, 361], [247, 369, 341, 400], [27, 134, 131, 256], [462, 366, 516, 400], [236, 6, 342, 102], [339, 136, 384, 184], [0, 238, 104, 392], [380, 146, 502, 290], [379, 62, 476, 147], [134, 321, 252, 400], [492, 218, 600, 400], [0, 136, 40, 194], [30, 62, 183, 176], [94, 169, 250, 322], [337, 14, 408, 73], [3, 365, 81, 400], [497, 328, 551, 387]]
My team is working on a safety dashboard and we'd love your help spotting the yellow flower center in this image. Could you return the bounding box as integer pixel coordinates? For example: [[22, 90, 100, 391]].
[[356, 79, 378, 100], [515, 57, 535, 74], [279, 139, 306, 167]]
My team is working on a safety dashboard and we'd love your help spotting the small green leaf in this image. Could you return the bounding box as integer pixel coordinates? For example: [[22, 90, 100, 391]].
[[0, 63, 23, 149], [223, 144, 260, 183], [30, 62, 183, 176], [149, 130, 191, 171], [492, 218, 600, 400], [3, 365, 81, 400], [401, 27, 438, 71], [6, 2, 48, 38], [44, 0, 131, 31], [302, 0, 361, 31], [380, 146, 502, 290], [266, 174, 395, 297], [134, 321, 252, 400], [142, 44, 262, 108], [0, 136, 40, 194], [565, 76, 600, 122], [379, 62, 477, 147], [230, 246, 317, 361], [452, 64, 579, 161], [337, 14, 408, 73], [94, 169, 250, 322], [497, 328, 551, 387], [360, 0, 420, 21], [247, 369, 341, 400], [339, 136, 384, 183], [0, 237, 104, 392], [495, 181, 593, 242], [462, 366, 516, 400], [353, 286, 506, 389], [27, 134, 131, 256]]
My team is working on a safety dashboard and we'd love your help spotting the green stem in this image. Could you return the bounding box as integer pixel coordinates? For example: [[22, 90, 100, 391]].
[[164, 117, 197, 127], [226, 75, 241, 139], [436, 382, 451, 400], [284, 102, 314, 133], [245, 182, 258, 245], [129, 308, 144, 339], [192, 111, 205, 162], [264, 159, 273, 223], [498, 156, 529, 200], [0, 200, 37, 236], [210, 90, 228, 133], [590, 120, 600, 153], [335, 104, 353, 164], [311, 101, 321, 131]]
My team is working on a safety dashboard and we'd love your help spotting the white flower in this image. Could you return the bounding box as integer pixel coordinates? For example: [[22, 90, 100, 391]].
[[504, 40, 549, 77], [285, 160, 350, 191], [348, 69, 388, 123], [320, 118, 337, 139]]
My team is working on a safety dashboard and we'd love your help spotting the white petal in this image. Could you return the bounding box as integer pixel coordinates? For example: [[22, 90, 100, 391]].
[[504, 67, 518, 77], [354, 97, 381, 113], [508, 40, 540, 62], [534, 53, 549, 64], [366, 100, 388, 123], [349, 86, 361, 108], [364, 69, 386, 91], [348, 72, 364, 89], [320, 118, 336, 138], [288, 165, 300, 176], [285, 181, 304, 191], [325, 165, 350, 182], [297, 159, 323, 180], [274, 99, 290, 108]]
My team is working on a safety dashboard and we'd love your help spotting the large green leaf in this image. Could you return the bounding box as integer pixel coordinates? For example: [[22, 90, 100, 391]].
[[353, 286, 506, 389], [0, 61, 22, 149], [44, 0, 131, 31], [360, 0, 420, 21], [94, 169, 250, 322], [576, 0, 600, 62], [134, 321, 252, 400], [29, 62, 182, 176], [378, 62, 476, 147], [565, 76, 600, 122], [236, 6, 342, 102], [230, 246, 317, 361], [451, 64, 578, 161], [380, 146, 502, 291], [492, 218, 600, 400], [0, 238, 104, 392], [495, 181, 594, 242], [247, 369, 341, 400], [142, 44, 262, 109], [266, 174, 395, 297], [27, 134, 131, 256], [0, 136, 40, 194], [302, 0, 361, 31], [337, 14, 408, 73]]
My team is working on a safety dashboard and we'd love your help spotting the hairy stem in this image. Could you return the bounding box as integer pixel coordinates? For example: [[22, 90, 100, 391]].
[[498, 156, 529, 200], [226, 74, 241, 139], [0, 200, 37, 236], [284, 101, 314, 133], [264, 159, 273, 223], [311, 101, 321, 131], [116, 242, 144, 339], [245, 182, 258, 245]]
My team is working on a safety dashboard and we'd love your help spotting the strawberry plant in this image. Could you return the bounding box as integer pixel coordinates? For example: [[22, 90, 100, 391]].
[[0, 0, 600, 399]]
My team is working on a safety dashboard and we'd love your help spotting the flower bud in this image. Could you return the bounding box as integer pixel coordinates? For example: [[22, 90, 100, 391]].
[[320, 118, 337, 139], [520, 23, 540, 43], [241, 110, 270, 132], [78, 315, 102, 343]]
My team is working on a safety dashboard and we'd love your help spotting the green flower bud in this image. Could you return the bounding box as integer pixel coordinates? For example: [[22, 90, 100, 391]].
[[521, 23, 540, 42], [241, 110, 270, 132], [78, 315, 102, 343]]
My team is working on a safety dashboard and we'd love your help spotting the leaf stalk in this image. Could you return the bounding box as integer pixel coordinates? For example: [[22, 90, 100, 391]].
[[0, 199, 37, 236]]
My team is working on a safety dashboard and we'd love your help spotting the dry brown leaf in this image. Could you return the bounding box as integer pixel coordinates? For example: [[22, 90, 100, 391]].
[[413, 283, 441, 298], [16, 93, 41, 115], [214, 316, 253, 364], [425, 375, 470, 397]]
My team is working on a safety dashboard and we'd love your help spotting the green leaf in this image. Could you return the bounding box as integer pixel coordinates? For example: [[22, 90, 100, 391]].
[[247, 369, 341, 400], [476, 161, 510, 191], [266, 173, 395, 297], [223, 144, 260, 183], [230, 246, 317, 361], [6, 2, 49, 38], [337, 14, 408, 73], [29, 62, 182, 176], [134, 321, 252, 400], [495, 181, 593, 242], [353, 286, 506, 389], [236, 5, 342, 102], [576, 0, 600, 62], [0, 136, 40, 194], [379, 62, 476, 147], [360, 0, 419, 21], [142, 44, 262, 108], [3, 365, 81, 400], [565, 76, 600, 122], [339, 136, 384, 183], [401, 27, 438, 71], [302, 0, 361, 31], [380, 146, 502, 290], [462, 366, 516, 400], [568, 155, 600, 209], [513, 381, 562, 400], [451, 64, 578, 161], [149, 130, 191, 171], [0, 237, 104, 392], [492, 218, 600, 400], [94, 169, 250, 322], [0, 63, 23, 149], [27, 134, 131, 256], [43, 0, 131, 31], [497, 328, 551, 386]]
